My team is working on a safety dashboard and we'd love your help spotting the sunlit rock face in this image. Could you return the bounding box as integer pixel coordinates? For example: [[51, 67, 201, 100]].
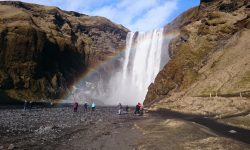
[[0, 1, 128, 103], [145, 0, 250, 106]]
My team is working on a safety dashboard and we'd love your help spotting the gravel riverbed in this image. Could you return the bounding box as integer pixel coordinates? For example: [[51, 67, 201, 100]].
[[0, 106, 142, 150], [1, 106, 249, 150]]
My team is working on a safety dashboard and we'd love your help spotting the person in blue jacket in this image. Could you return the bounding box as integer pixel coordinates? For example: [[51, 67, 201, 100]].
[[91, 102, 96, 111]]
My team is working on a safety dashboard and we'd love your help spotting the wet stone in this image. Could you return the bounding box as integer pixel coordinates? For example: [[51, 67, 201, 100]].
[[8, 144, 15, 150]]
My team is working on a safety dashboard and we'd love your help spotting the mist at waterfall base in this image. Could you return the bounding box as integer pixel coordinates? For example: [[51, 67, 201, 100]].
[[66, 29, 173, 106]]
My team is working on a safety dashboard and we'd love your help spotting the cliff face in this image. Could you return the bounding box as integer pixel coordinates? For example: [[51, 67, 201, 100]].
[[145, 0, 250, 110], [0, 1, 128, 102]]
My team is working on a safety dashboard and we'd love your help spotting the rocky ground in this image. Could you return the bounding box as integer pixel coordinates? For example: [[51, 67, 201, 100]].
[[1, 106, 250, 150], [0, 106, 143, 150]]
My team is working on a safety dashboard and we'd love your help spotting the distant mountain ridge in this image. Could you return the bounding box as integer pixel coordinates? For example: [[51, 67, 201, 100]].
[[0, 1, 129, 103]]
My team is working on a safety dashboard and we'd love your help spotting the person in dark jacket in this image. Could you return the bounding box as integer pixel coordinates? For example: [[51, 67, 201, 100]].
[[118, 103, 122, 115], [125, 105, 129, 113], [29, 101, 33, 111], [73, 102, 79, 112], [84, 102, 88, 112], [23, 100, 27, 110]]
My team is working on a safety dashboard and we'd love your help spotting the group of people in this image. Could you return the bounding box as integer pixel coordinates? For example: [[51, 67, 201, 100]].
[[74, 101, 144, 115], [118, 103, 129, 115], [73, 102, 96, 112], [117, 102, 143, 116], [23, 99, 144, 116]]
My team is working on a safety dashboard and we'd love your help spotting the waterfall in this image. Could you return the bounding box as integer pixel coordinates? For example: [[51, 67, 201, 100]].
[[70, 28, 172, 106], [106, 28, 171, 105]]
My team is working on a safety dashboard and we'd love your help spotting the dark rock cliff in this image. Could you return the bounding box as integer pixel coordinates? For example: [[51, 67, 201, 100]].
[[0, 1, 129, 103]]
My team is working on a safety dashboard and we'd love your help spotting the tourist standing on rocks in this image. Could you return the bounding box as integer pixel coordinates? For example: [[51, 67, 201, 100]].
[[139, 104, 144, 116], [73, 102, 79, 112], [118, 103, 123, 115], [91, 102, 96, 111], [125, 105, 129, 113], [29, 101, 33, 111], [84, 102, 88, 112], [23, 100, 27, 110], [50, 102, 54, 108], [134, 102, 141, 114]]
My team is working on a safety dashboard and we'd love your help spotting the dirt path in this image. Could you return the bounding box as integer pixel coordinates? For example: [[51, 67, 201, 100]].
[[134, 109, 250, 150], [151, 109, 250, 144], [43, 115, 143, 150]]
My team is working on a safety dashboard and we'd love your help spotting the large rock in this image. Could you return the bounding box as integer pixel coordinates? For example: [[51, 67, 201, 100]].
[[144, 0, 250, 106], [0, 1, 128, 102]]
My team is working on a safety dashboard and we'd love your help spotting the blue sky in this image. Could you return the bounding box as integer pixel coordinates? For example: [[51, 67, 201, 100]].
[[4, 0, 200, 31]]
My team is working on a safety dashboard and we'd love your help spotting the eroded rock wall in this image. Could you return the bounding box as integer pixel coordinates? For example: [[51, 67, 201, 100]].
[[0, 1, 128, 102]]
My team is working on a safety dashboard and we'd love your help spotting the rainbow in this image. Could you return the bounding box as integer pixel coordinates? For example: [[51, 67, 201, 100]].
[[57, 31, 179, 106]]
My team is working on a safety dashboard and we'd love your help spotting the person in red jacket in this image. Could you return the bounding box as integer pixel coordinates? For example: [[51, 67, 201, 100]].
[[134, 102, 141, 114]]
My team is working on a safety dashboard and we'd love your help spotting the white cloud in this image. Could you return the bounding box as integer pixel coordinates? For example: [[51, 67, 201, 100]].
[[130, 1, 178, 31], [1, 0, 178, 31], [87, 0, 178, 31]]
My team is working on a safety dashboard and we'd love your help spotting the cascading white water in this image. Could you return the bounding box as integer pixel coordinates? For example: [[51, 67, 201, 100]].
[[70, 28, 172, 106], [106, 28, 171, 105]]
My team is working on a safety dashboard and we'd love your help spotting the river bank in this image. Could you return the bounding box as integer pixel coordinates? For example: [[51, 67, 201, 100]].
[[0, 107, 250, 150], [0, 107, 143, 150]]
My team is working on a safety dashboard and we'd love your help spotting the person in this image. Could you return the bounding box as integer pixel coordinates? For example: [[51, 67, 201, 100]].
[[125, 105, 129, 113], [23, 100, 27, 110], [84, 102, 88, 112], [91, 102, 96, 111], [73, 102, 79, 112], [139, 105, 144, 116], [29, 101, 33, 111], [118, 103, 122, 115], [134, 102, 141, 114], [50, 102, 54, 108]]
